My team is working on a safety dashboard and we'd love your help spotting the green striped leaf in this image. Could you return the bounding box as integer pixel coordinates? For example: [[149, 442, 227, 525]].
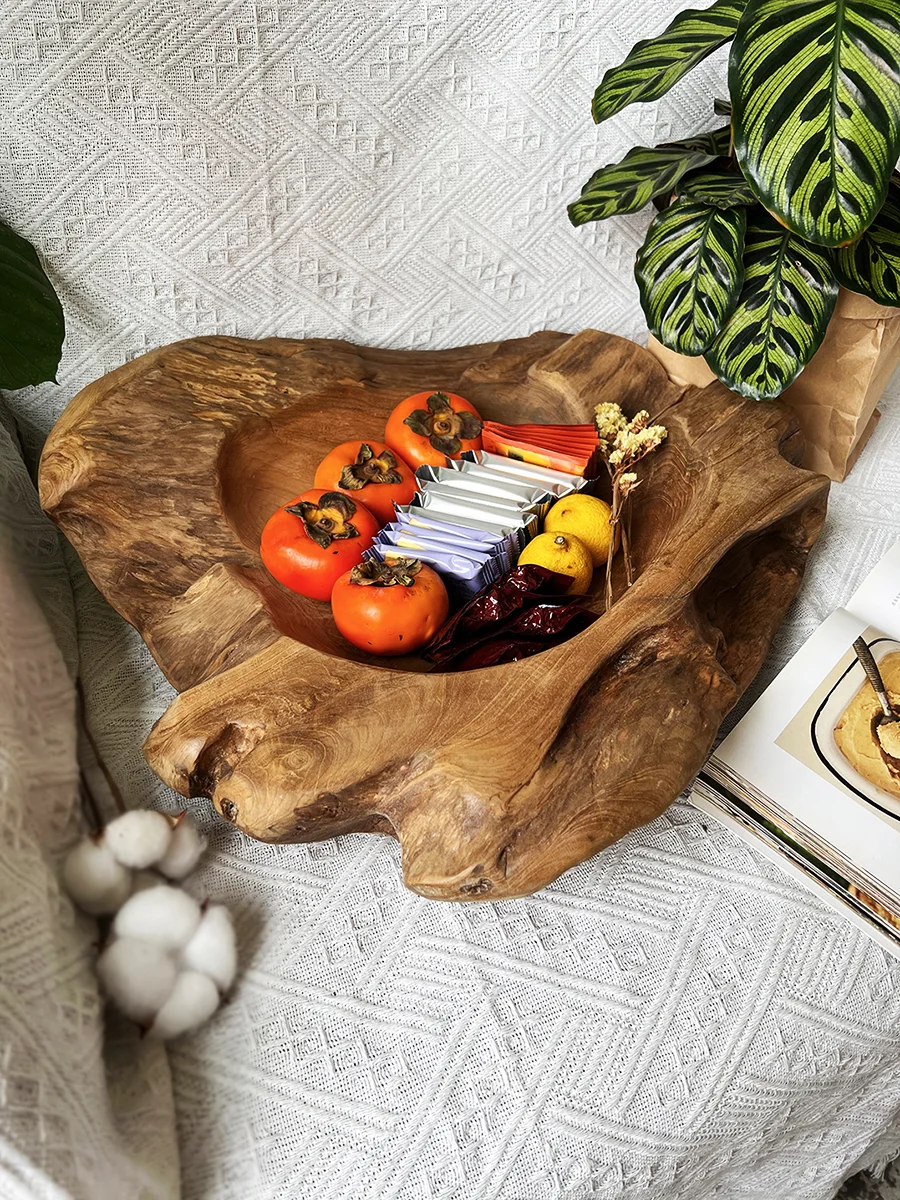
[[705, 212, 838, 399], [713, 97, 732, 116], [833, 180, 900, 305], [568, 128, 731, 226], [0, 223, 64, 389], [592, 2, 745, 124], [730, 0, 900, 248], [636, 198, 747, 355], [677, 170, 756, 208]]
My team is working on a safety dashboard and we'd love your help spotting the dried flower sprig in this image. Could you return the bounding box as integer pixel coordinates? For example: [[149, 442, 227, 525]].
[[594, 403, 667, 611]]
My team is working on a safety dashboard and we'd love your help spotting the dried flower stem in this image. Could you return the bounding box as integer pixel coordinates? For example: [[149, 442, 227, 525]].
[[604, 470, 634, 608], [605, 479, 618, 612], [594, 404, 667, 612], [622, 503, 634, 588]]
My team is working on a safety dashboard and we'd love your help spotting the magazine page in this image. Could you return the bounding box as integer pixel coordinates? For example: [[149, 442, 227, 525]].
[[691, 781, 900, 959], [845, 538, 900, 636], [709, 583, 900, 900]]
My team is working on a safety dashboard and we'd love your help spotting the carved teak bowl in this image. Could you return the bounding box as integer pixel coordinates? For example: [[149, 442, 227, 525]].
[[39, 330, 829, 900]]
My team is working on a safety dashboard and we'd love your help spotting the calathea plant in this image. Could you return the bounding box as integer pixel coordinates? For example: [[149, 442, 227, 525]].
[[568, 1, 900, 401], [0, 222, 64, 389]]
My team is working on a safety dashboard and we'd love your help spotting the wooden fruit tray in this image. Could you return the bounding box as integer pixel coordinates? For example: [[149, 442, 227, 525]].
[[39, 330, 829, 900]]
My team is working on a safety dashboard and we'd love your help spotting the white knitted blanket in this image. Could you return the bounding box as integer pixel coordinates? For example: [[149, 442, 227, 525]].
[[3, 2, 900, 1196]]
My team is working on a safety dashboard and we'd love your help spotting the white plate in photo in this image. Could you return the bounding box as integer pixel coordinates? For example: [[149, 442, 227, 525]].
[[810, 637, 900, 821]]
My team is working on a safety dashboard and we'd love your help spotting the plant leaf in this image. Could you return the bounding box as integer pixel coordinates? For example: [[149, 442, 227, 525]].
[[0, 223, 64, 389], [636, 198, 747, 355], [833, 179, 900, 305], [677, 169, 756, 208], [730, 0, 900, 248], [705, 211, 838, 399], [592, 1, 745, 124], [568, 128, 731, 226], [713, 97, 732, 116]]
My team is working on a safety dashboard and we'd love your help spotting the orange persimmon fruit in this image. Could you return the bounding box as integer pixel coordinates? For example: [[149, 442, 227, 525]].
[[384, 390, 483, 469], [313, 440, 416, 526], [331, 556, 449, 656], [260, 488, 379, 602]]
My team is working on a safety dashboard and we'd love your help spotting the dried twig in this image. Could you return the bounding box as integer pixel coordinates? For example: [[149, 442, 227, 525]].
[[594, 404, 667, 612], [76, 678, 127, 816]]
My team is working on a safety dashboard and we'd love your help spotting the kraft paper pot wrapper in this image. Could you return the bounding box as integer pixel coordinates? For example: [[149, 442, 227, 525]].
[[646, 287, 900, 483]]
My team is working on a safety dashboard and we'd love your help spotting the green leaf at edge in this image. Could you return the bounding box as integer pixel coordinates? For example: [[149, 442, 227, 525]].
[[636, 197, 747, 355], [677, 168, 756, 208], [568, 127, 731, 226], [0, 223, 64, 389], [705, 211, 838, 400], [592, 1, 745, 124], [833, 179, 900, 306], [730, 0, 900, 248]]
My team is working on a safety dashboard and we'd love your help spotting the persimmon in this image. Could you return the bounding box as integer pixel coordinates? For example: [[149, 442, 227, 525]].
[[313, 440, 416, 526], [384, 390, 483, 469], [260, 488, 379, 602], [331, 557, 449, 656]]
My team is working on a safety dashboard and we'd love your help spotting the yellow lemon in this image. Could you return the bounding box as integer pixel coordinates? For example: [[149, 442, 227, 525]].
[[543, 493, 614, 567], [518, 532, 593, 594]]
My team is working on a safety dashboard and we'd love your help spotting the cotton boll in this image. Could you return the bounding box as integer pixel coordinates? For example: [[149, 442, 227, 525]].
[[113, 886, 201, 952], [96, 937, 176, 1025], [179, 903, 237, 993], [62, 837, 133, 915], [146, 970, 220, 1040], [104, 811, 173, 869], [156, 816, 208, 880]]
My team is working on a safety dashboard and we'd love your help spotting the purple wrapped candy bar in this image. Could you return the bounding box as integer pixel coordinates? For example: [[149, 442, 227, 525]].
[[394, 511, 502, 545], [386, 520, 499, 558], [392, 514, 513, 570], [372, 530, 492, 572]]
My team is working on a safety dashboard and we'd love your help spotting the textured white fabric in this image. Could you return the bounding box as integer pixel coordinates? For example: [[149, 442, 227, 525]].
[[0, 414, 180, 1200], [3, 2, 900, 1197]]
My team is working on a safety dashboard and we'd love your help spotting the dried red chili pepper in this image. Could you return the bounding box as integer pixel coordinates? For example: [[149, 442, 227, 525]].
[[424, 564, 597, 671]]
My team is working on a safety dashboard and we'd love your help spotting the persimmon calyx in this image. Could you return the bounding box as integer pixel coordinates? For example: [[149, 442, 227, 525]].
[[349, 557, 422, 587], [338, 443, 404, 490], [403, 392, 482, 456], [286, 492, 359, 549]]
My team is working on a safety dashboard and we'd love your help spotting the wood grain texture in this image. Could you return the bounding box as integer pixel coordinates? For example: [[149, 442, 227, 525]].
[[39, 329, 829, 900]]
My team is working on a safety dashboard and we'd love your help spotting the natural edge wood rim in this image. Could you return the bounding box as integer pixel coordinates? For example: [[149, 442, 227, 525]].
[[39, 329, 830, 900]]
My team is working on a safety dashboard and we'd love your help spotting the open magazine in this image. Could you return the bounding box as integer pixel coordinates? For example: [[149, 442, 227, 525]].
[[692, 539, 900, 957]]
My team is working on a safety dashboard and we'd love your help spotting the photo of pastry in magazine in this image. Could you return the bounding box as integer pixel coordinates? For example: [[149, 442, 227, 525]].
[[776, 630, 900, 823], [693, 539, 900, 956]]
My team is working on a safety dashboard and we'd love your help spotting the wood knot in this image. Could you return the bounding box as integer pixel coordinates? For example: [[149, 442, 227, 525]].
[[459, 877, 493, 895], [188, 721, 264, 797], [293, 798, 338, 832], [220, 799, 238, 823]]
